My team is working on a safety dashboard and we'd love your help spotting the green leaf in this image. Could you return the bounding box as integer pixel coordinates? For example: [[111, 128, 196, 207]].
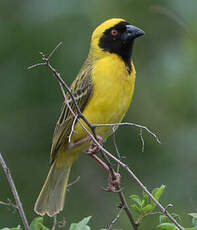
[[142, 192, 149, 208], [1, 226, 21, 230], [69, 216, 92, 230], [157, 223, 178, 230], [189, 213, 197, 218], [131, 204, 143, 215], [30, 217, 49, 230], [151, 185, 166, 207], [130, 195, 142, 207], [159, 215, 170, 224], [189, 213, 197, 227], [159, 213, 182, 225], [141, 204, 154, 213], [171, 213, 182, 223]]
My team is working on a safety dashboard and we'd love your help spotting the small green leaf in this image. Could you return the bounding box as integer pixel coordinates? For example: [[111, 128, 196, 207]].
[[159, 213, 182, 225], [141, 204, 154, 213], [130, 195, 142, 207], [159, 215, 170, 224], [157, 223, 178, 230], [131, 204, 143, 215], [142, 192, 149, 207], [171, 213, 182, 223], [189, 213, 197, 227], [30, 217, 49, 230], [189, 213, 197, 218], [69, 216, 92, 230], [151, 185, 165, 207]]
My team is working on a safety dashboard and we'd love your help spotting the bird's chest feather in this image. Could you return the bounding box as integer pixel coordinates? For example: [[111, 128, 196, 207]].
[[83, 55, 136, 136]]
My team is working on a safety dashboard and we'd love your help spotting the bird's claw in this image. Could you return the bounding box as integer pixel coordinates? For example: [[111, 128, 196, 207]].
[[88, 136, 103, 154], [103, 172, 121, 192]]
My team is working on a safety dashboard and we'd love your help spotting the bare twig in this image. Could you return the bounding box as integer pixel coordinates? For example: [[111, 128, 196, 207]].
[[0, 153, 30, 230], [28, 44, 184, 230], [139, 128, 145, 152], [92, 122, 161, 144], [52, 215, 57, 230], [68, 115, 78, 143], [47, 42, 62, 60], [112, 127, 121, 173], [67, 176, 80, 188], [0, 199, 18, 211], [117, 190, 138, 229], [107, 204, 125, 230], [27, 62, 46, 70]]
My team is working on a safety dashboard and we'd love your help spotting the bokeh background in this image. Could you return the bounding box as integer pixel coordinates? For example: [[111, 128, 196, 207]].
[[0, 0, 197, 229]]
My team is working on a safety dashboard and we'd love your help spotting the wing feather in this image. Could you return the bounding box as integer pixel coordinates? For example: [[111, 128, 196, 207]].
[[50, 58, 93, 163]]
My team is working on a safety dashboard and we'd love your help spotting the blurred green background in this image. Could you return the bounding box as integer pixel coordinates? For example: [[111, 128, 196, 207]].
[[0, 0, 197, 229]]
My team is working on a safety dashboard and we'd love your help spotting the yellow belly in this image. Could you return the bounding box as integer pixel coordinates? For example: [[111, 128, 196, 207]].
[[72, 54, 136, 141]]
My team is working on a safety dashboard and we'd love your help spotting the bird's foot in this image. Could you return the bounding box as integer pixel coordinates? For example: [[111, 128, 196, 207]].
[[104, 172, 121, 192], [88, 135, 103, 154]]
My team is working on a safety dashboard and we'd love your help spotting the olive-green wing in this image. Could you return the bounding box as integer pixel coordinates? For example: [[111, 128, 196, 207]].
[[50, 60, 93, 164]]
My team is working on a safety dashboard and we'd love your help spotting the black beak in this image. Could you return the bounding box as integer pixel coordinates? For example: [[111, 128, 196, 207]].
[[123, 25, 145, 41]]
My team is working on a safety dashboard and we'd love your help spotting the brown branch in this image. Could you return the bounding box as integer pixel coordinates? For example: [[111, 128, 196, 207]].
[[107, 204, 125, 230], [0, 199, 18, 211], [0, 153, 30, 230], [28, 44, 184, 230]]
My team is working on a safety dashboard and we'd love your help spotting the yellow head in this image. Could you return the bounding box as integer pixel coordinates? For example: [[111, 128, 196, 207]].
[[90, 18, 144, 73]]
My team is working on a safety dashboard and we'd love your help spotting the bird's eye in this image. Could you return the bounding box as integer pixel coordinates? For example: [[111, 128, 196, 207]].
[[111, 29, 118, 36]]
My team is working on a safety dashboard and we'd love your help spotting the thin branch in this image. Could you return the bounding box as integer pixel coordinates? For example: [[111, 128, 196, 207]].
[[112, 127, 121, 173], [0, 199, 18, 211], [139, 128, 145, 152], [107, 204, 125, 230], [47, 42, 62, 60], [27, 62, 46, 70], [0, 153, 30, 230], [117, 190, 138, 229], [52, 215, 57, 230], [68, 115, 78, 143], [92, 122, 161, 144], [67, 176, 80, 188]]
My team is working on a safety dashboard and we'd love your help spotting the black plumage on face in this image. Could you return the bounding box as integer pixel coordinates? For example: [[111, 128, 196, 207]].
[[99, 21, 144, 73]]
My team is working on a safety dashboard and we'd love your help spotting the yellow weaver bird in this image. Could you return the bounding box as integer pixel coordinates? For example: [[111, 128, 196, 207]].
[[34, 18, 144, 216]]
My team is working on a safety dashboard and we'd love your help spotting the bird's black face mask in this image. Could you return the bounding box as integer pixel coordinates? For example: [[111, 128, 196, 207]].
[[99, 21, 144, 74]]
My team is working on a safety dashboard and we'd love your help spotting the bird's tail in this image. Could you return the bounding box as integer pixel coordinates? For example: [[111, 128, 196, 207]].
[[34, 161, 71, 217]]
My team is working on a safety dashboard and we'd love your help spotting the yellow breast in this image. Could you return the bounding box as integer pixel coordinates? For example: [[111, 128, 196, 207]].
[[72, 54, 136, 140]]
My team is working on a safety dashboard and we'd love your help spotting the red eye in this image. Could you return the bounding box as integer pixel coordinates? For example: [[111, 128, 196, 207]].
[[111, 29, 118, 36]]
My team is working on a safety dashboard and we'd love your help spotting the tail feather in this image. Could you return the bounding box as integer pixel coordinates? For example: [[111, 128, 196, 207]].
[[34, 161, 71, 216]]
